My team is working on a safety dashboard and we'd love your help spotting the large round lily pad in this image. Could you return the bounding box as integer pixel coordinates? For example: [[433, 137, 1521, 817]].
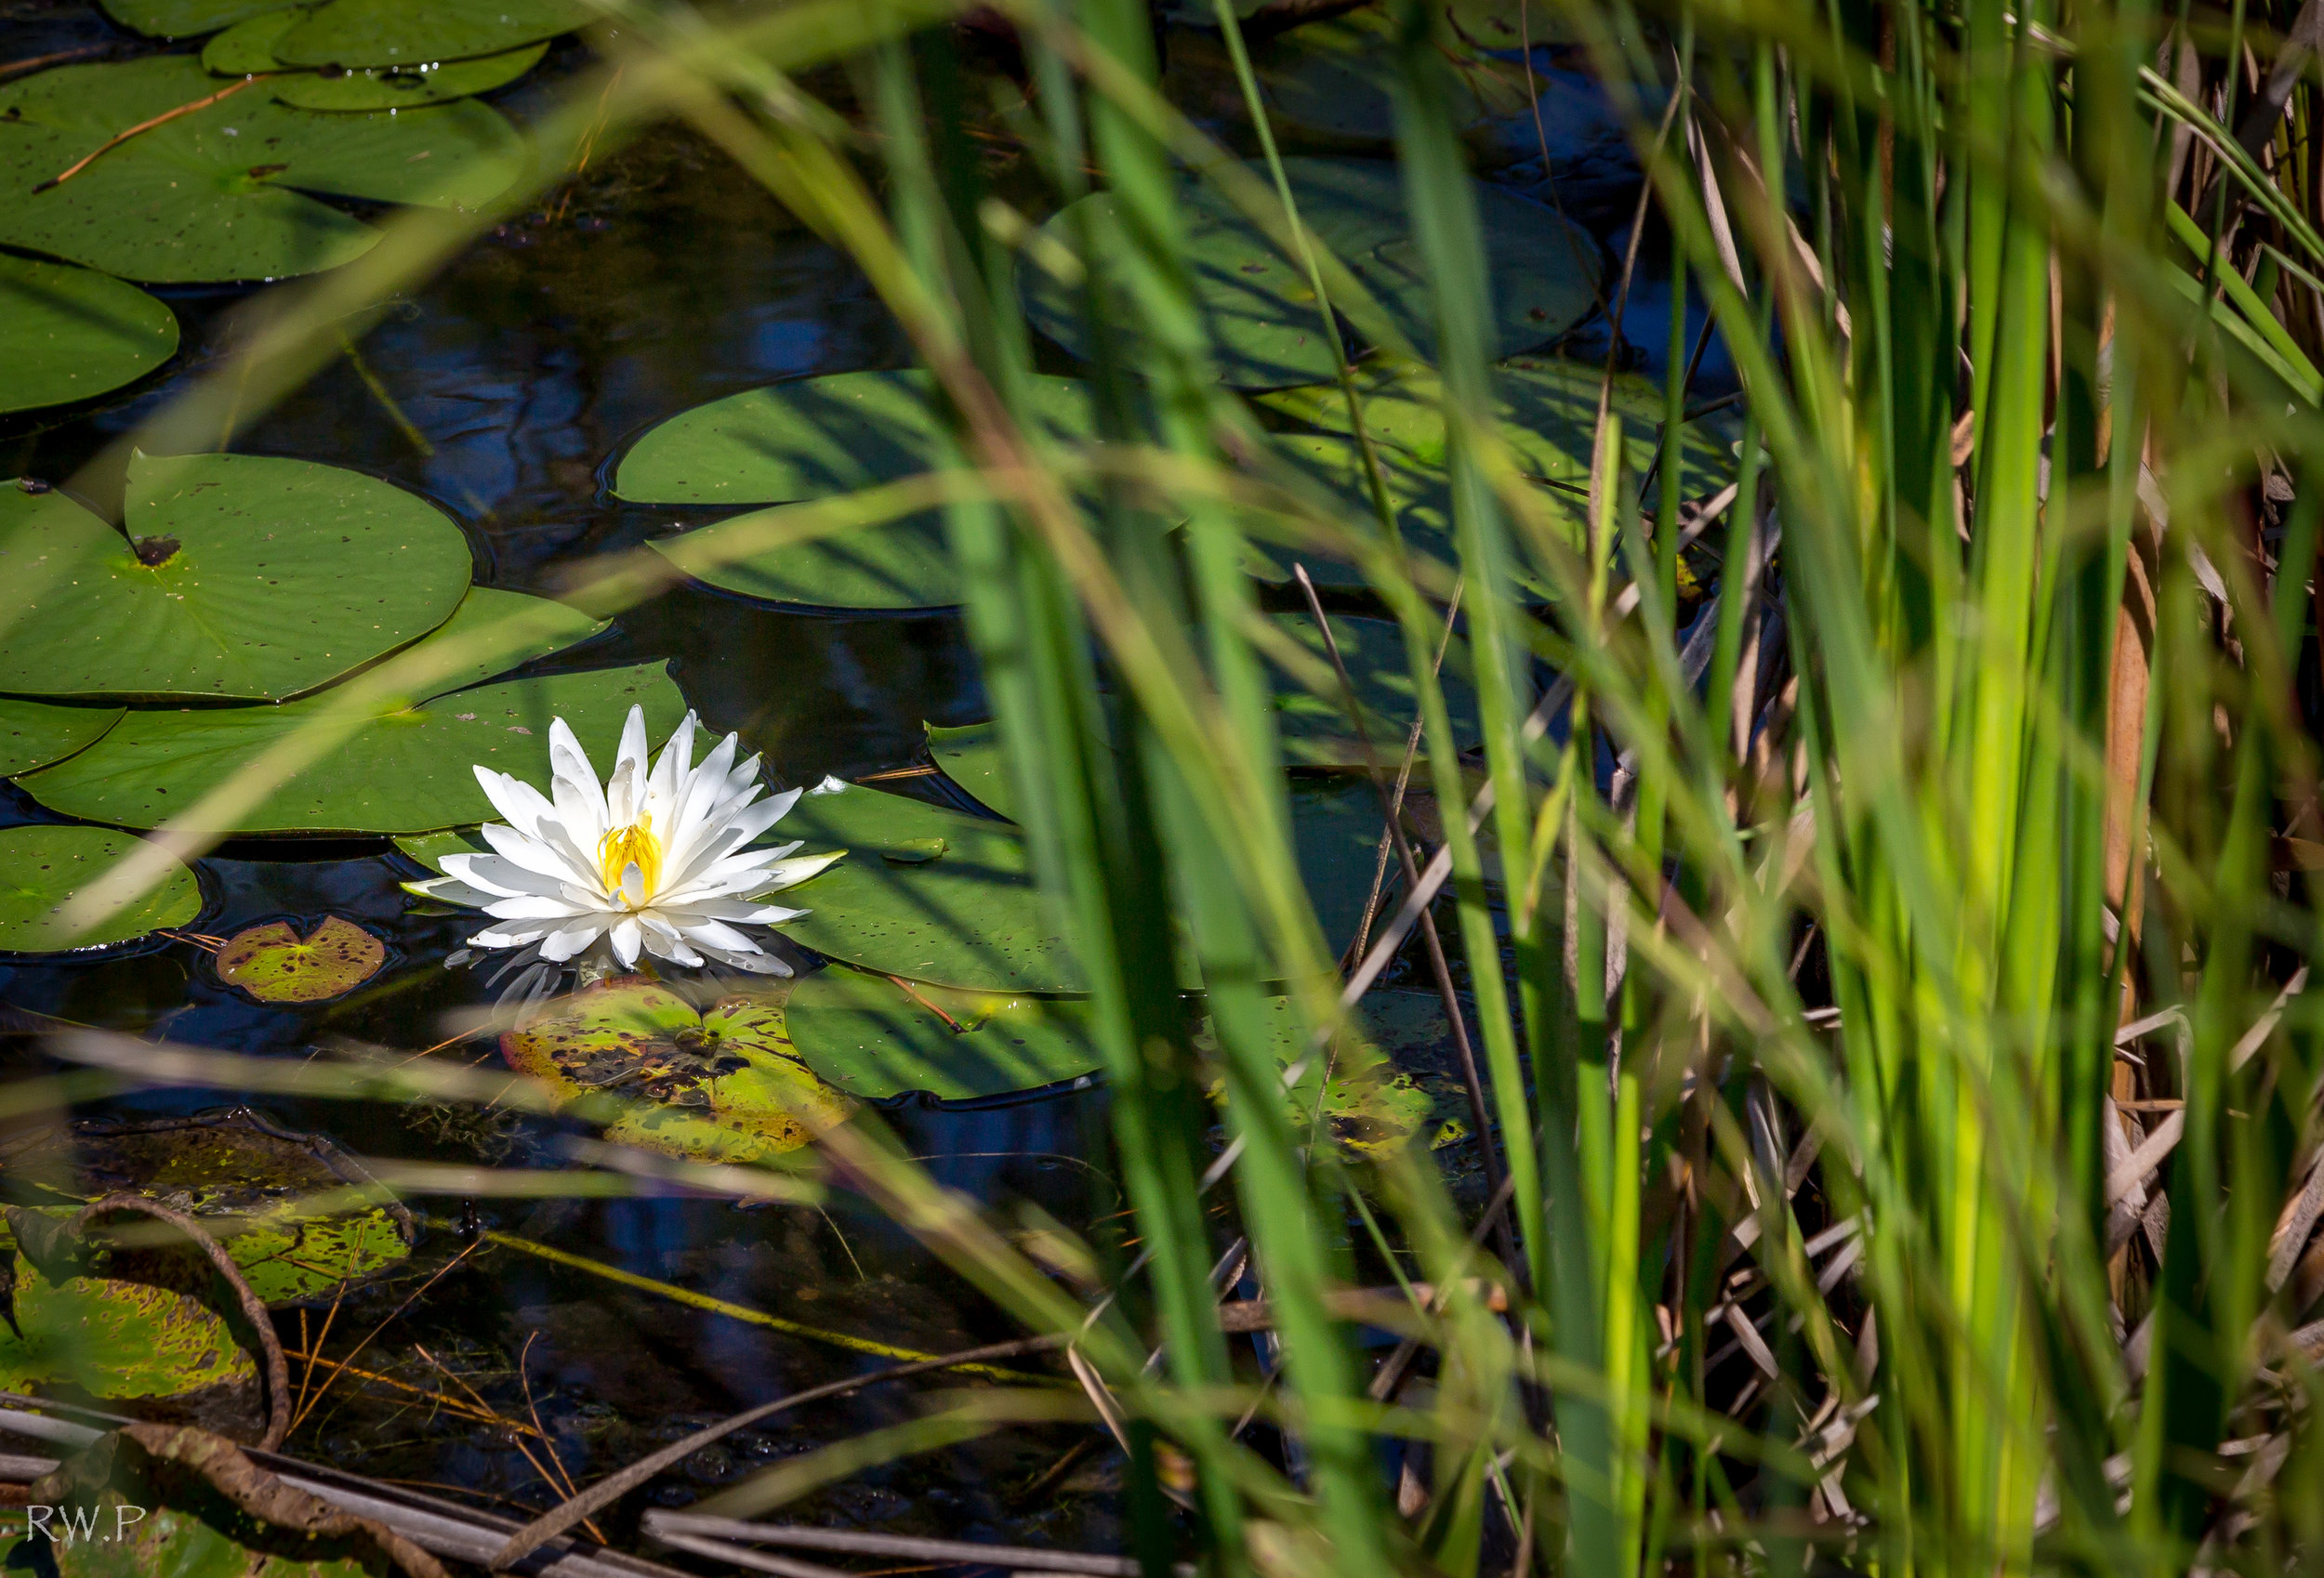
[[1256, 353, 1740, 498], [215, 915, 386, 1003], [501, 978, 849, 1164], [273, 0, 596, 68], [205, 9, 550, 111], [0, 699, 125, 778], [0, 826, 201, 953], [99, 0, 292, 36], [0, 1111, 415, 1306], [16, 589, 678, 835], [614, 369, 1097, 505], [0, 451, 474, 703], [650, 509, 966, 611], [0, 57, 525, 283], [1021, 157, 1599, 388], [772, 781, 1084, 993], [0, 254, 179, 415]]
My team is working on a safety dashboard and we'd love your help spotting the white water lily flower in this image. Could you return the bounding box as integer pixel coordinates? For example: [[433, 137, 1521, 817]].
[[409, 706, 841, 975]]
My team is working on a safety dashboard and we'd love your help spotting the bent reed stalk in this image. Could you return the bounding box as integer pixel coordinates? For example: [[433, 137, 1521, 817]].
[[42, 0, 2324, 1571]]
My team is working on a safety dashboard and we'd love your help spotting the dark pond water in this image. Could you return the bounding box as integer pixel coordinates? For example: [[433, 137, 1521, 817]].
[[0, 0, 1706, 1556]]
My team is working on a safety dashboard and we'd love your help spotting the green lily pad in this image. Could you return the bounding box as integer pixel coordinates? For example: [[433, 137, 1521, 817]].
[[1256, 353, 1740, 497], [205, 11, 550, 110], [0, 450, 474, 703], [784, 967, 1109, 1100], [0, 1110, 415, 1306], [919, 719, 1420, 952], [0, 698, 125, 777], [1269, 608, 1480, 766], [1199, 993, 1437, 1160], [500, 977, 849, 1164], [15, 589, 682, 835], [99, 0, 293, 37], [33, 1483, 377, 1578], [0, 56, 526, 283], [1021, 156, 1599, 388], [772, 782, 1082, 993], [0, 826, 201, 953], [614, 369, 1097, 505], [273, 0, 596, 68], [0, 1246, 255, 1400], [650, 509, 968, 611], [0, 254, 179, 415], [214, 914, 386, 1003]]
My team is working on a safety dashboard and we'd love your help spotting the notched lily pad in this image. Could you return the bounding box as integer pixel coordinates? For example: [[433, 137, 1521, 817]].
[[0, 56, 524, 283], [0, 253, 180, 415], [500, 978, 849, 1164], [784, 967, 1105, 1101], [214, 915, 387, 1004], [0, 825, 201, 953], [18, 588, 680, 835], [0, 450, 474, 703]]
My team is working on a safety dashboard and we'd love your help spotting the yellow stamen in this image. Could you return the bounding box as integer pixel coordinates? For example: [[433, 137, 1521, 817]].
[[597, 818, 662, 904]]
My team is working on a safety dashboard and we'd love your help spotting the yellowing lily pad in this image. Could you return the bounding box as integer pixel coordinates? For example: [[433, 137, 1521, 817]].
[[0, 254, 179, 415], [0, 56, 525, 283], [500, 978, 850, 1164], [214, 915, 386, 1003], [17, 588, 681, 835], [0, 1111, 415, 1307], [0, 825, 201, 953], [0, 697, 124, 777], [0, 1247, 255, 1400], [0, 450, 475, 703]]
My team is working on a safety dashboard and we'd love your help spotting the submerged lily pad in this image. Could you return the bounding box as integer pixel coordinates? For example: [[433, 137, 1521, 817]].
[[0, 254, 180, 415], [1021, 156, 1599, 387], [1256, 353, 1739, 498], [0, 57, 525, 283], [0, 451, 474, 703], [34, 1482, 379, 1578], [0, 826, 201, 953], [0, 699, 125, 778], [16, 588, 680, 835], [785, 967, 1107, 1100], [214, 915, 386, 1003], [99, 0, 291, 36], [206, 9, 550, 110], [614, 369, 1097, 505], [773, 782, 1083, 993], [273, 0, 596, 68], [501, 978, 849, 1164], [0, 1111, 415, 1306]]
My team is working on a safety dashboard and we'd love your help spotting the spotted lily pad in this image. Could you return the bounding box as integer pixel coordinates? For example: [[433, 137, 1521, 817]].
[[0, 1111, 415, 1306], [1021, 156, 1599, 387], [501, 978, 849, 1164], [0, 698, 124, 778], [205, 9, 550, 111], [1256, 353, 1739, 498], [0, 56, 525, 283], [0, 826, 201, 953], [16, 588, 680, 835], [0, 1243, 255, 1401], [99, 0, 293, 36], [214, 915, 386, 1003], [0, 451, 475, 703], [0, 254, 179, 415], [272, 0, 596, 68]]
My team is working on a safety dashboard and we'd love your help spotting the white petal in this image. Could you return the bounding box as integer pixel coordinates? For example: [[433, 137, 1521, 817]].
[[403, 875, 500, 908], [548, 718, 611, 844], [696, 941, 791, 975], [808, 774, 848, 796], [674, 917, 759, 954], [482, 894, 590, 921], [539, 918, 609, 962], [747, 849, 847, 893], [650, 712, 699, 814], [609, 915, 644, 967], [471, 923, 551, 949], [606, 706, 652, 826], [480, 822, 600, 889], [442, 851, 579, 901]]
